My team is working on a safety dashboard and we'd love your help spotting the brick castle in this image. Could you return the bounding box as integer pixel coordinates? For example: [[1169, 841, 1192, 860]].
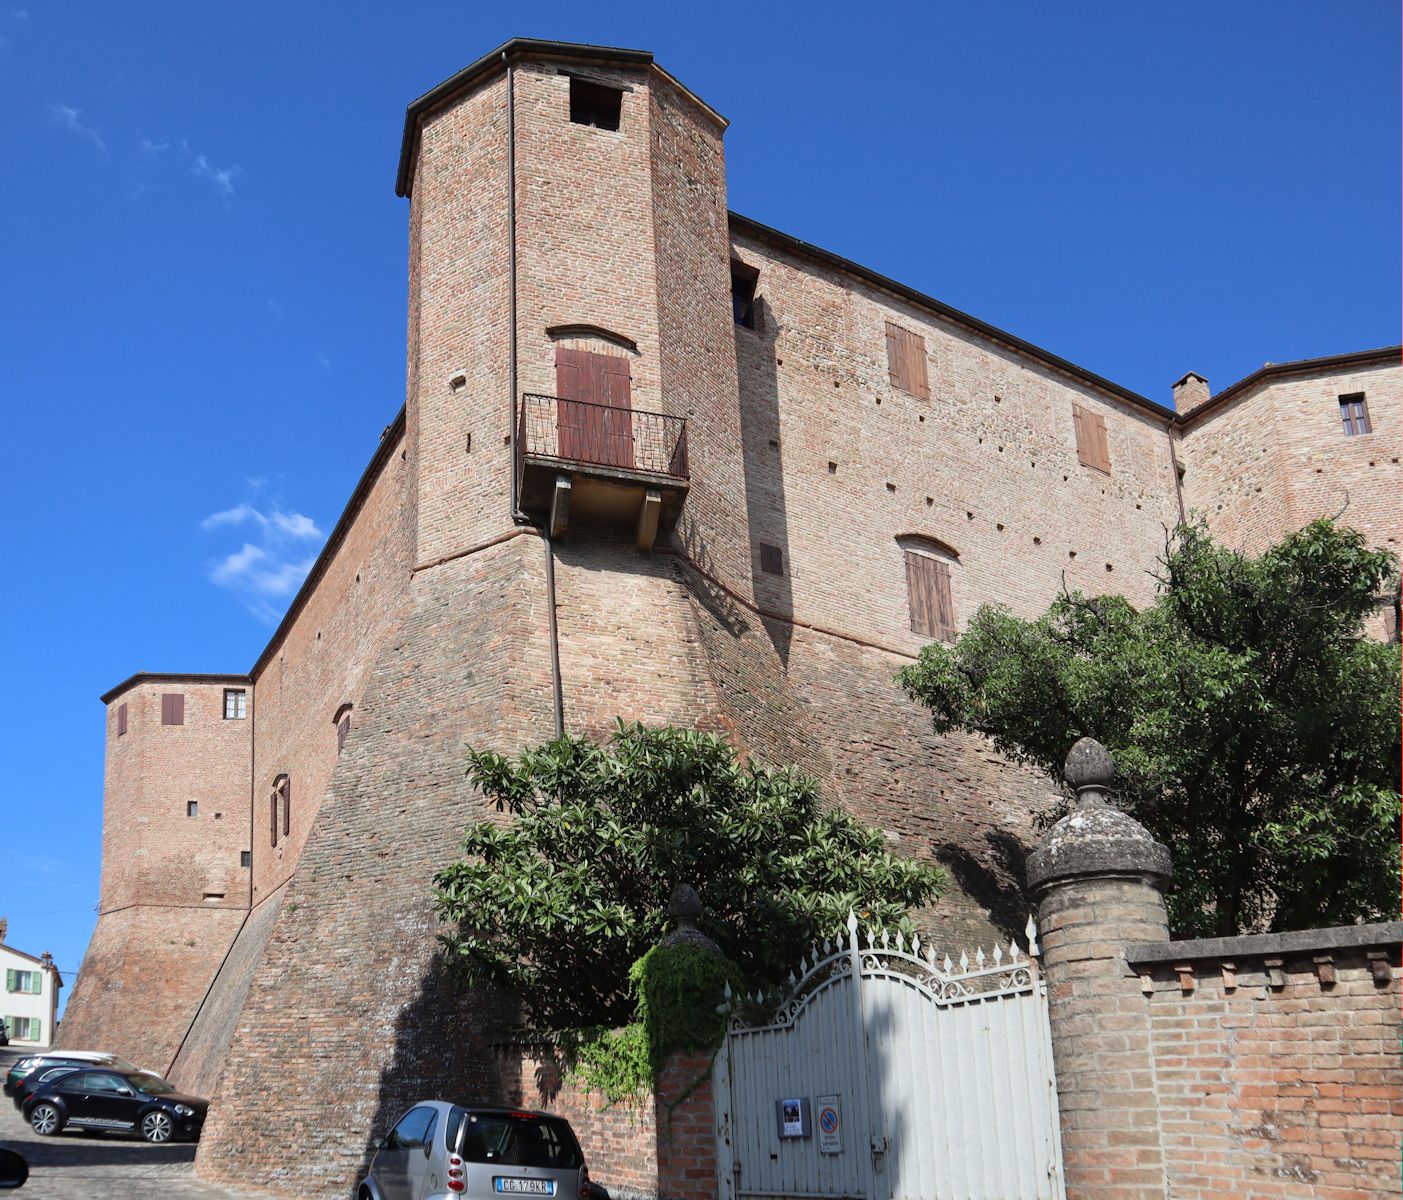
[[56, 39, 1400, 1196]]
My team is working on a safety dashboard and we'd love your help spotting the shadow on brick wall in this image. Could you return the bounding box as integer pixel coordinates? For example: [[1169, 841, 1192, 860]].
[[354, 952, 518, 1183], [935, 828, 1034, 942]]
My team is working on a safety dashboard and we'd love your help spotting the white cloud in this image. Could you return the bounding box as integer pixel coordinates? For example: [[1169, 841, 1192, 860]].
[[49, 103, 105, 152], [10, 8, 30, 21], [140, 137, 169, 157], [201, 498, 325, 623], [192, 153, 240, 195]]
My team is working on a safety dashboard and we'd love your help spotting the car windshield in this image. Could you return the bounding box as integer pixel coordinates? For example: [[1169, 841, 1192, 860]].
[[126, 1074, 176, 1094], [454, 1113, 582, 1169], [107, 1058, 139, 1073]]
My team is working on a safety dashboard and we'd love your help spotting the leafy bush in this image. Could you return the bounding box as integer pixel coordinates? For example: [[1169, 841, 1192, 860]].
[[434, 722, 945, 1029], [899, 519, 1401, 937]]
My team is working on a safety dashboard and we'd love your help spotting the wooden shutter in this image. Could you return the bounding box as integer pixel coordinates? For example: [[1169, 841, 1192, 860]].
[[283, 776, 291, 836], [161, 693, 185, 726], [905, 551, 956, 640], [270, 792, 279, 847], [5, 970, 13, 992], [1073, 404, 1112, 474], [885, 323, 930, 401], [337, 716, 350, 754], [117, 703, 128, 736]]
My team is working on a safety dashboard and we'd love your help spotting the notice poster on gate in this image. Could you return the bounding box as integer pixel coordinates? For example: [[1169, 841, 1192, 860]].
[[816, 1095, 841, 1154]]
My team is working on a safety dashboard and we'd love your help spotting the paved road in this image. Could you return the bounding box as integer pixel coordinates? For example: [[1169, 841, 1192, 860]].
[[0, 1049, 255, 1199]]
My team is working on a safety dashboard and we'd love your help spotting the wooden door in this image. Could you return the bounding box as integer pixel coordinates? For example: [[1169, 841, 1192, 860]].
[[555, 347, 634, 469]]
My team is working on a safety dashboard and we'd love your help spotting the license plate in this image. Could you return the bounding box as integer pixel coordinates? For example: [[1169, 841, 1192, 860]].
[[494, 1180, 555, 1196]]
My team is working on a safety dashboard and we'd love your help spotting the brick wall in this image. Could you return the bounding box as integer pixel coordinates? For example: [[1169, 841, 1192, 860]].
[[1128, 928, 1402, 1200], [249, 426, 412, 906], [54, 903, 246, 1075], [1178, 358, 1401, 570], [511, 1044, 717, 1200], [99, 679, 252, 911], [729, 227, 1184, 654]]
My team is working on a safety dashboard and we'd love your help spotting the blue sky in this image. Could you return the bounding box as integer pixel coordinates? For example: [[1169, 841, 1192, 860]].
[[1, 2, 1397, 1013]]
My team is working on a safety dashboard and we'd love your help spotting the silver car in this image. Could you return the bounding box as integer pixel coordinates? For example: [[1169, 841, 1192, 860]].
[[358, 1102, 592, 1200]]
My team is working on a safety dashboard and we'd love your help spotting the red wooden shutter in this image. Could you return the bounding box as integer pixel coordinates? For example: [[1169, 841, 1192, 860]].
[[117, 704, 128, 736], [905, 552, 932, 636], [886, 324, 930, 400], [1091, 412, 1111, 473], [337, 716, 350, 754], [283, 777, 291, 836], [931, 559, 955, 640], [886, 323, 904, 389], [161, 693, 185, 726], [906, 552, 956, 640], [598, 354, 633, 468]]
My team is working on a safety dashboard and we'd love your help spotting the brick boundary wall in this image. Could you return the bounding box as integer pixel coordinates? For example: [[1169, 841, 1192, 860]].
[[511, 1043, 717, 1200], [1123, 923, 1402, 1200]]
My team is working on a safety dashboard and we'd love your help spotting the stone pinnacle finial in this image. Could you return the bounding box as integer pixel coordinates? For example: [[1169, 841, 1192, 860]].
[[1025, 739, 1173, 895], [1064, 736, 1114, 806], [660, 883, 722, 956], [0, 915, 7, 944]]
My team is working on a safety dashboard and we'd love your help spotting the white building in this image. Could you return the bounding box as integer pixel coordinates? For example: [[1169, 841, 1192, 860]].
[[0, 918, 61, 1049]]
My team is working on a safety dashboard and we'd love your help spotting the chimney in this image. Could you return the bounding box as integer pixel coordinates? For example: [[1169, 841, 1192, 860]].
[[1172, 371, 1211, 414], [0, 915, 7, 943]]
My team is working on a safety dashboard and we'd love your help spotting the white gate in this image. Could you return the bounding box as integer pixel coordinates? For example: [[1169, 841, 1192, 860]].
[[714, 913, 1065, 1200]]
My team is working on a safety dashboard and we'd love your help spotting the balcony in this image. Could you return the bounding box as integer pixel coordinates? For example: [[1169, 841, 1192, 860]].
[[516, 393, 690, 549]]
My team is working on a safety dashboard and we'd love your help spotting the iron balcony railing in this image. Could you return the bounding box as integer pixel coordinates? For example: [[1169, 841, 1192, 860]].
[[518, 393, 689, 481]]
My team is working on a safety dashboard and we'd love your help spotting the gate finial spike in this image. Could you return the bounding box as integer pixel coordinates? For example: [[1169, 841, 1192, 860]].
[[881, 928, 890, 950], [823, 938, 832, 955], [788, 970, 797, 988], [959, 949, 970, 972], [723, 981, 732, 1000], [1009, 939, 1020, 962], [993, 944, 1003, 965], [1025, 913, 1041, 956], [911, 934, 921, 957], [943, 953, 953, 973], [896, 930, 906, 952], [927, 943, 938, 968], [975, 946, 985, 967], [847, 910, 859, 935]]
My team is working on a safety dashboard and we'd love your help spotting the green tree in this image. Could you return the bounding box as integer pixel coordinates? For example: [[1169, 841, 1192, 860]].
[[898, 519, 1400, 938], [434, 722, 945, 1029]]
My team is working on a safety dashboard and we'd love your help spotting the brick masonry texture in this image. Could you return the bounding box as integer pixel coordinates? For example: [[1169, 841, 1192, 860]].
[[512, 1046, 718, 1200], [1131, 936, 1403, 1200], [58, 40, 1403, 1199]]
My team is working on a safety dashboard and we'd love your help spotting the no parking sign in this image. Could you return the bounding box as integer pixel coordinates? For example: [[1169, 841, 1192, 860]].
[[816, 1094, 842, 1154]]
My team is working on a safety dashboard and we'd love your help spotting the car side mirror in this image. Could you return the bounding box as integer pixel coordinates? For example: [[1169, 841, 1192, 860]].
[[373, 1135, 387, 1151], [0, 1146, 28, 1189], [116, 1088, 132, 1097]]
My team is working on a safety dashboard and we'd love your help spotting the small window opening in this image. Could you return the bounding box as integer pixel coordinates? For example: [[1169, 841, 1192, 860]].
[[759, 543, 784, 577], [203, 892, 225, 902], [186, 801, 198, 818], [731, 263, 759, 329], [569, 78, 621, 130], [117, 703, 128, 737], [1340, 393, 1371, 436], [223, 688, 247, 720], [240, 851, 251, 868]]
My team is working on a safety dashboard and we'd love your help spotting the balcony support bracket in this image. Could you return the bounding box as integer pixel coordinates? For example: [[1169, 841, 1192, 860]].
[[637, 488, 662, 552], [550, 474, 572, 540]]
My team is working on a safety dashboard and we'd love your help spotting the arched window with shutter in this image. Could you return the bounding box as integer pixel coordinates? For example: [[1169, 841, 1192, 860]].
[[897, 536, 960, 642], [332, 704, 353, 755]]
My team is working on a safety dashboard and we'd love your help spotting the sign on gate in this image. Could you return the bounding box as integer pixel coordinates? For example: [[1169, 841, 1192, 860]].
[[816, 1095, 842, 1155], [714, 911, 1065, 1200]]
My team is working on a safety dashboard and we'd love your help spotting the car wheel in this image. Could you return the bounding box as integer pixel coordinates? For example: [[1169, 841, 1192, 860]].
[[30, 1103, 62, 1136], [140, 1111, 174, 1144]]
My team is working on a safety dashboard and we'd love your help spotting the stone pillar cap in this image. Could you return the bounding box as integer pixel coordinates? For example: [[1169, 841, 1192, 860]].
[[1026, 738, 1172, 894], [660, 883, 723, 956]]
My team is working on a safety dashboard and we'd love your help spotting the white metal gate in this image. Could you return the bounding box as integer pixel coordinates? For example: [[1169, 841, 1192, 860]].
[[714, 913, 1065, 1200]]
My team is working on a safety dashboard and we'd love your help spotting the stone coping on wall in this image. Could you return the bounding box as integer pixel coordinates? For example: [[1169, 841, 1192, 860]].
[[1125, 919, 1402, 965]]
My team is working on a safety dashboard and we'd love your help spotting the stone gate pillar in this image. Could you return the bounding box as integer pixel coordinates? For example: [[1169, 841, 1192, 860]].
[[1027, 738, 1173, 1200]]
